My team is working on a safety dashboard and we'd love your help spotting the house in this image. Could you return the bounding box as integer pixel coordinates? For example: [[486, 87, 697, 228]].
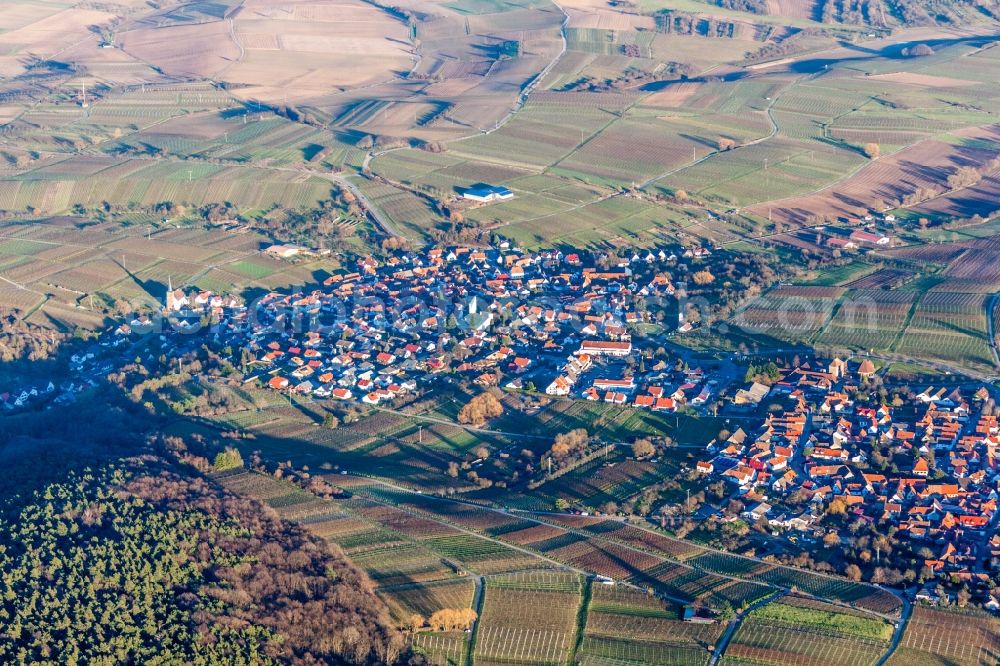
[[593, 378, 635, 392], [734, 381, 770, 405], [461, 185, 514, 202], [743, 502, 772, 521], [828, 358, 847, 378], [857, 359, 876, 379], [546, 376, 573, 396], [577, 340, 632, 357], [913, 457, 929, 477]]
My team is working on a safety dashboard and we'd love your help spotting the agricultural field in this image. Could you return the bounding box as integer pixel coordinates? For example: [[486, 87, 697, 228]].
[[895, 291, 994, 372], [740, 234, 1000, 372], [746, 125, 1000, 227], [578, 585, 723, 666], [539, 515, 899, 615], [380, 578, 476, 622], [815, 288, 916, 352], [0, 216, 339, 331], [886, 606, 1000, 666], [733, 285, 843, 342], [474, 572, 583, 666], [720, 596, 894, 666], [413, 631, 469, 666]]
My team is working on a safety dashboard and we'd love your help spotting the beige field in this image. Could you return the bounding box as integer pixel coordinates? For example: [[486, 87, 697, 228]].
[[868, 72, 982, 88], [122, 20, 240, 80], [0, 6, 118, 77], [0, 105, 23, 124], [120, 0, 414, 105], [556, 0, 655, 31], [642, 82, 703, 108]]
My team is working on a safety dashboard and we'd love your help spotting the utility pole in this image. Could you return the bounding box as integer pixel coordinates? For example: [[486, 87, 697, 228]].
[[418, 425, 423, 443]]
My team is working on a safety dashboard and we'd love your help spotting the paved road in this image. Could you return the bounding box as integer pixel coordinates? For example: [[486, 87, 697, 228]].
[[875, 594, 913, 666], [330, 174, 402, 238]]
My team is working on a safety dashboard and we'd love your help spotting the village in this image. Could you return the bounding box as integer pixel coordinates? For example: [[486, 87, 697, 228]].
[[148, 241, 728, 413], [695, 358, 1000, 606], [9, 238, 1000, 607]]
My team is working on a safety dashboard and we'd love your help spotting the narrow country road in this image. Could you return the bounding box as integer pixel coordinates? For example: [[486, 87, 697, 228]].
[[875, 594, 912, 666], [465, 575, 485, 666], [986, 292, 1000, 368], [708, 589, 787, 666]]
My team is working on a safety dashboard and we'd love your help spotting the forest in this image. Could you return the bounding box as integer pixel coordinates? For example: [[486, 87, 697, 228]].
[[0, 377, 423, 664]]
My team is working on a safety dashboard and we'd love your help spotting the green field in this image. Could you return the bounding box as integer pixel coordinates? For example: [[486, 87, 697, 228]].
[[721, 596, 893, 666]]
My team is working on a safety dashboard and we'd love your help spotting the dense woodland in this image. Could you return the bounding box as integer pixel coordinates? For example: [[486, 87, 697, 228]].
[[0, 380, 421, 664]]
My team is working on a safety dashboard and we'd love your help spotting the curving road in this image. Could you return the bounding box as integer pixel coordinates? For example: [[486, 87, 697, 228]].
[[708, 589, 787, 666], [874, 594, 913, 666]]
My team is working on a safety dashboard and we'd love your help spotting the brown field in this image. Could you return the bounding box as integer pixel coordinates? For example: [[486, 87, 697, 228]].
[[562, 0, 655, 31], [845, 268, 913, 289], [937, 241, 1000, 290], [886, 607, 1000, 666], [121, 20, 240, 80], [765, 0, 821, 20], [749, 125, 1000, 225], [880, 244, 968, 264], [911, 171, 1000, 219]]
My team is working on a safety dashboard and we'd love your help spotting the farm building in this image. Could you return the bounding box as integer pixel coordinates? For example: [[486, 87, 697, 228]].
[[849, 230, 890, 245], [266, 244, 304, 258], [461, 185, 514, 202]]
